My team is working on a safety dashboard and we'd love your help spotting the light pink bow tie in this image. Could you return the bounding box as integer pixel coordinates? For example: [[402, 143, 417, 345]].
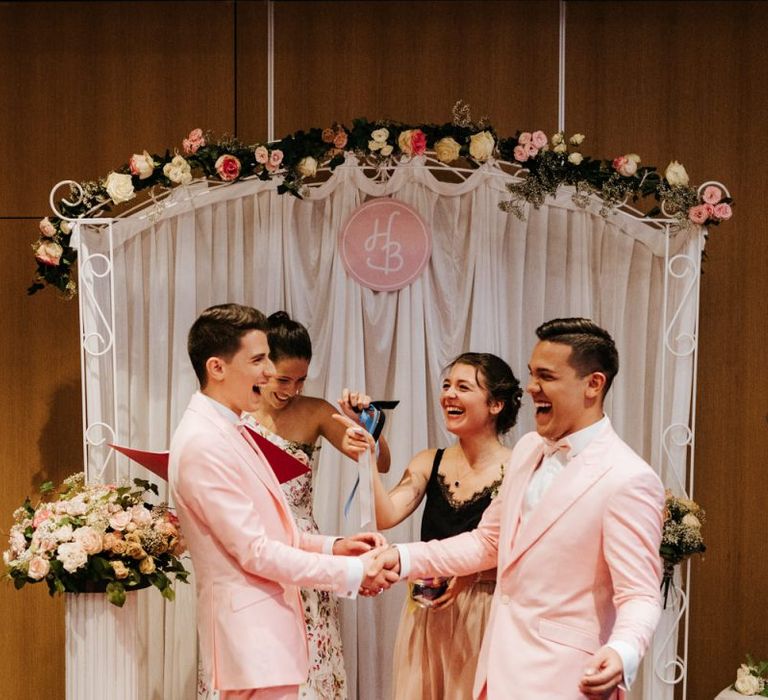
[[542, 438, 573, 460]]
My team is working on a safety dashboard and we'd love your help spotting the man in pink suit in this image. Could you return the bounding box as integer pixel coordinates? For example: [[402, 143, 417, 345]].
[[369, 318, 665, 699], [169, 304, 394, 700]]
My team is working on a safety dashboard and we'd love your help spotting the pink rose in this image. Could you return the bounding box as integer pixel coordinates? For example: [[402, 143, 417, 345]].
[[39, 218, 56, 238], [531, 130, 548, 149], [266, 149, 283, 172], [254, 145, 269, 164], [182, 128, 206, 155], [73, 526, 103, 555], [34, 240, 63, 266], [518, 132, 532, 145], [526, 143, 539, 158], [215, 154, 241, 181], [28, 556, 50, 581], [33, 508, 53, 528], [108, 511, 132, 531], [513, 145, 528, 162], [702, 185, 722, 205], [688, 204, 710, 225], [333, 131, 348, 149], [411, 129, 427, 156], [713, 202, 732, 220]]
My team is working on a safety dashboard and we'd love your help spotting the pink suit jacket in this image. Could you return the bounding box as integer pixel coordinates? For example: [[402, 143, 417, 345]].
[[404, 421, 665, 700], [169, 392, 354, 691]]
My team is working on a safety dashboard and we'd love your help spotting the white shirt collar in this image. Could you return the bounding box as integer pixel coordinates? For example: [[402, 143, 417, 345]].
[[562, 414, 609, 458], [200, 392, 241, 425]]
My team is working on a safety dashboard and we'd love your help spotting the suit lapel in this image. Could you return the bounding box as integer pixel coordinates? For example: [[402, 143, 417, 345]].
[[499, 441, 544, 556], [505, 429, 614, 569]]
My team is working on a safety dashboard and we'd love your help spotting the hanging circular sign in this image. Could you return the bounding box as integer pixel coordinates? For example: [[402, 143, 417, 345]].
[[339, 198, 432, 292]]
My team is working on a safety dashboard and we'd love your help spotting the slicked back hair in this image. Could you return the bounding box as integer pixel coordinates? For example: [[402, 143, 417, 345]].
[[535, 318, 619, 395], [188, 304, 268, 387], [266, 311, 313, 364]]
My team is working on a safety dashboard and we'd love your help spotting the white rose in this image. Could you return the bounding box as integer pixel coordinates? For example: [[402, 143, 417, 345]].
[[568, 152, 583, 165], [368, 139, 382, 152], [553, 143, 567, 154], [73, 526, 104, 555], [129, 150, 156, 180], [569, 133, 585, 145], [130, 505, 152, 528], [434, 137, 461, 163], [163, 155, 193, 185], [665, 160, 689, 187], [296, 156, 318, 178], [66, 496, 88, 517], [104, 172, 135, 205], [734, 673, 763, 695], [371, 128, 389, 144], [469, 130, 495, 162], [56, 541, 88, 573], [52, 524, 73, 542], [27, 555, 50, 580], [380, 144, 393, 156], [681, 513, 701, 529], [108, 511, 132, 531]]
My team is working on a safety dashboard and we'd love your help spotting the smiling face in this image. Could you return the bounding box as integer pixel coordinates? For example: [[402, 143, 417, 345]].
[[440, 363, 501, 436], [526, 340, 605, 441], [259, 356, 309, 411], [205, 329, 274, 415]]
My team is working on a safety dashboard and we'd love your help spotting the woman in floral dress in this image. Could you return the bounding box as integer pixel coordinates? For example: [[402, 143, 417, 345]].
[[250, 311, 390, 699]]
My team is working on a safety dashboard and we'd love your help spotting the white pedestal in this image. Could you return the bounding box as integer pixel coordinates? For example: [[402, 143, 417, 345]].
[[65, 589, 147, 700]]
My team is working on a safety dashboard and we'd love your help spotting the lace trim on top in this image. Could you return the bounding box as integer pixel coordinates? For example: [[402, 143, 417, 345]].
[[435, 469, 504, 511]]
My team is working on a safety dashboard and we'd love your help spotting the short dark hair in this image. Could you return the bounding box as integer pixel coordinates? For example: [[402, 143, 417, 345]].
[[535, 318, 619, 395], [446, 352, 523, 435], [188, 304, 268, 387], [266, 311, 312, 364]]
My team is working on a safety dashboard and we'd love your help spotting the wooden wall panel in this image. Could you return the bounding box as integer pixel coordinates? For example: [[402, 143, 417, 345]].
[[272, 0, 560, 136], [567, 2, 768, 698], [0, 219, 82, 699], [235, 0, 270, 142], [0, 0, 236, 217]]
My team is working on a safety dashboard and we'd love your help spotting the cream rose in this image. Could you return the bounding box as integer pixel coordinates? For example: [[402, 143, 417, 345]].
[[398, 129, 414, 156], [469, 131, 495, 162], [681, 513, 701, 529], [254, 145, 269, 164], [126, 542, 146, 560], [665, 160, 689, 187], [734, 669, 764, 695], [129, 150, 156, 180], [111, 560, 130, 579], [104, 172, 135, 204], [39, 217, 56, 238], [568, 152, 583, 165], [297, 156, 318, 178], [60, 220, 72, 234], [163, 155, 193, 185], [380, 144, 393, 157], [569, 133, 585, 145], [56, 542, 88, 573], [130, 505, 152, 528], [27, 555, 50, 581], [434, 137, 461, 164], [551, 132, 564, 146], [73, 526, 103, 555], [553, 143, 567, 154], [139, 557, 156, 575], [108, 511, 132, 531], [371, 128, 389, 144]]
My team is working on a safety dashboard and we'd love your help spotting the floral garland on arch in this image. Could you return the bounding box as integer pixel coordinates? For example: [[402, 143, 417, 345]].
[[29, 104, 733, 297]]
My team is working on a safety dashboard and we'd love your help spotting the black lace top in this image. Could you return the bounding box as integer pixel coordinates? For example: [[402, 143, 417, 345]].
[[420, 448, 503, 542]]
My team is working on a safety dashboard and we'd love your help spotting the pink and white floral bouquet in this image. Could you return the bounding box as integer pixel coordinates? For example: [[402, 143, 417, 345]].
[[4, 472, 189, 607]]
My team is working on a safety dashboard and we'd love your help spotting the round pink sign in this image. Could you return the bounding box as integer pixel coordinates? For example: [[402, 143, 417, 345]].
[[339, 198, 432, 292]]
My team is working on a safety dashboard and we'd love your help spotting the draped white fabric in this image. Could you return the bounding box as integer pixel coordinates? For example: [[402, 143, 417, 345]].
[[77, 158, 702, 700]]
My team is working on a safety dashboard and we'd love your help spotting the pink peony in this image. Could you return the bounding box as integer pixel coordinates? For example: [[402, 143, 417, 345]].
[[688, 204, 710, 225], [333, 131, 348, 149], [702, 185, 722, 205], [713, 202, 732, 220], [531, 130, 548, 149], [513, 145, 528, 162], [411, 129, 427, 156], [215, 154, 241, 181], [182, 128, 206, 155], [34, 240, 63, 266]]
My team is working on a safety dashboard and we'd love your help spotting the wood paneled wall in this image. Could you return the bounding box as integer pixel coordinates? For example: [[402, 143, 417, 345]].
[[1, 2, 764, 697]]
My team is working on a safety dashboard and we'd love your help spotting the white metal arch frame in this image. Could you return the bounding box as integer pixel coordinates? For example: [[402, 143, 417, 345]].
[[52, 157, 721, 700]]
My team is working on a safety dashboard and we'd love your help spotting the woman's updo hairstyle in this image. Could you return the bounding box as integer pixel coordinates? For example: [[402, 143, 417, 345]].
[[266, 311, 312, 363], [445, 352, 523, 435]]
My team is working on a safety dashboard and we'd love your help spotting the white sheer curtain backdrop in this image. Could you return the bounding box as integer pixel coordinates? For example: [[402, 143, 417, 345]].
[[78, 158, 702, 700]]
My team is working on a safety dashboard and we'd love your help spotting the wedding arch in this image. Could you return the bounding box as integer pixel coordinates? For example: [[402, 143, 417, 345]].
[[40, 118, 729, 700]]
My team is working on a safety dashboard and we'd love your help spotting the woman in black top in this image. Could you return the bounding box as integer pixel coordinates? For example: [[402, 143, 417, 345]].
[[371, 352, 522, 700]]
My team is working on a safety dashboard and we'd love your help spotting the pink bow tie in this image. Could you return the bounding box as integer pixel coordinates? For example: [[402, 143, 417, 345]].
[[542, 438, 573, 461]]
